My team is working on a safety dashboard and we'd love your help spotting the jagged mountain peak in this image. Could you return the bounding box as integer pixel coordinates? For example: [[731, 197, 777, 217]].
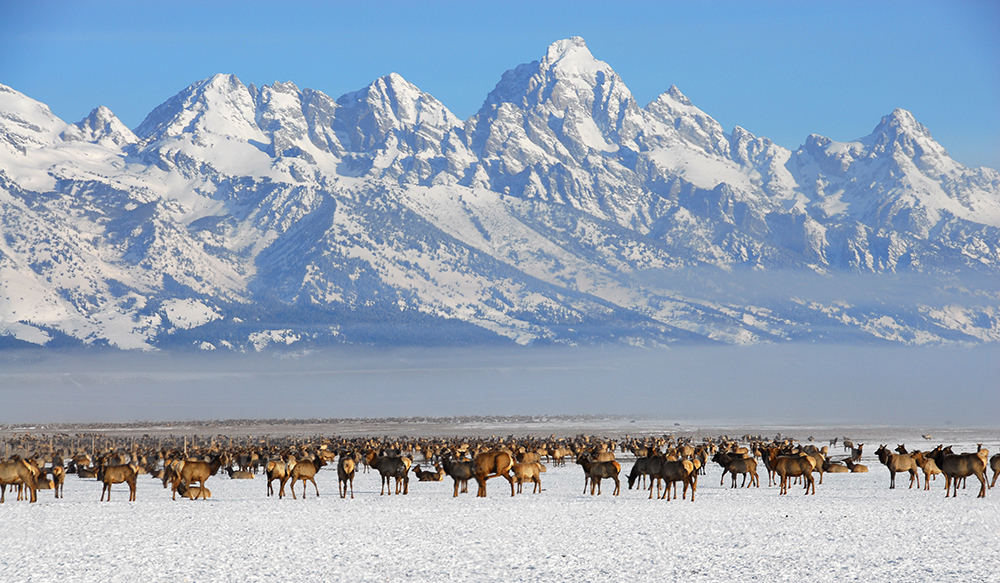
[[541, 36, 604, 76], [665, 85, 693, 106], [480, 37, 634, 114], [873, 108, 927, 137], [61, 105, 137, 147], [645, 84, 729, 157], [134, 73, 260, 142], [337, 72, 461, 130]]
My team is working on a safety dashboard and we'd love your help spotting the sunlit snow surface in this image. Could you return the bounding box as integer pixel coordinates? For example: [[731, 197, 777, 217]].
[[1, 424, 998, 582]]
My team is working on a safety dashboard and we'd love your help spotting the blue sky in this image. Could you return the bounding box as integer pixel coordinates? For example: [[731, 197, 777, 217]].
[[2, 0, 998, 169]]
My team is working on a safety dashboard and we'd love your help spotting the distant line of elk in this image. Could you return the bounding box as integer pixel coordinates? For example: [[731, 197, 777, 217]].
[[0, 431, 994, 503]]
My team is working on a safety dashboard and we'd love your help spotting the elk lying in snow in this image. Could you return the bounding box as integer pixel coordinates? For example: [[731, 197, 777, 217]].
[[175, 482, 211, 499], [576, 453, 621, 496], [171, 455, 223, 500], [0, 458, 38, 503], [844, 459, 868, 473], [98, 464, 137, 502], [822, 459, 850, 474], [473, 450, 515, 497], [289, 453, 326, 499], [412, 464, 445, 482], [512, 462, 544, 494], [875, 445, 920, 490], [226, 466, 254, 479]]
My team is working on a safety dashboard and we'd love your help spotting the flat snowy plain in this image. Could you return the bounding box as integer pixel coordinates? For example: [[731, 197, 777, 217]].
[[2, 422, 998, 583]]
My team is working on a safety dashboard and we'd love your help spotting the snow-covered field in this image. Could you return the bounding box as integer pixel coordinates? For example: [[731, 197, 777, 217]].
[[2, 424, 998, 583]]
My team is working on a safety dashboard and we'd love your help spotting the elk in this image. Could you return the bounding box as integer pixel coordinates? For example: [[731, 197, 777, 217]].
[[338, 452, 357, 499], [874, 445, 920, 490], [441, 452, 474, 497], [909, 451, 942, 490], [725, 455, 760, 488], [473, 450, 515, 497], [265, 458, 291, 498], [991, 453, 1000, 489], [0, 458, 38, 503], [849, 443, 864, 463], [844, 458, 868, 473], [764, 449, 816, 495], [171, 455, 222, 500], [821, 459, 850, 474], [226, 466, 254, 479], [412, 464, 445, 482], [713, 452, 758, 488], [651, 459, 695, 501], [174, 482, 211, 499], [627, 454, 656, 490], [927, 446, 988, 498], [548, 446, 573, 466], [512, 462, 544, 494], [372, 452, 409, 496], [576, 453, 621, 496], [289, 453, 326, 499], [98, 464, 137, 502], [51, 465, 66, 498]]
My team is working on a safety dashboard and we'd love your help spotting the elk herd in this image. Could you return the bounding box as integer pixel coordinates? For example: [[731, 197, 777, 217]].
[[0, 431, 997, 505]]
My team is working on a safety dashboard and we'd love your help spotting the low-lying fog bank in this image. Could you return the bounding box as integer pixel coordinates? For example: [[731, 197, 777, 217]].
[[1, 344, 997, 426]]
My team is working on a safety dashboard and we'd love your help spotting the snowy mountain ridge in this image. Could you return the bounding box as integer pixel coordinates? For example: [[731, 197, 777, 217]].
[[1, 38, 998, 350]]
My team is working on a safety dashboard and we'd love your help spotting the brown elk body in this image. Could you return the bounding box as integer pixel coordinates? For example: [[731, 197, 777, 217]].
[[226, 467, 254, 479], [473, 450, 515, 497], [338, 453, 357, 499], [512, 462, 544, 494], [844, 459, 868, 473], [174, 482, 211, 499], [0, 459, 38, 503], [768, 450, 816, 495], [51, 465, 66, 498], [651, 459, 695, 501], [928, 447, 988, 498], [821, 459, 850, 474], [909, 451, 941, 490], [875, 445, 920, 490], [171, 455, 222, 500], [289, 454, 326, 499], [576, 454, 621, 496], [265, 459, 289, 498], [99, 464, 137, 502]]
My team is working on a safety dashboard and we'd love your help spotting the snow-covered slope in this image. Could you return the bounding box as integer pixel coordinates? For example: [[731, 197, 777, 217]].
[[1, 38, 998, 350]]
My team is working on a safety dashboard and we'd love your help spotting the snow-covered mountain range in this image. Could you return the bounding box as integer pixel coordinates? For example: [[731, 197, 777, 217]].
[[2, 37, 998, 350]]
